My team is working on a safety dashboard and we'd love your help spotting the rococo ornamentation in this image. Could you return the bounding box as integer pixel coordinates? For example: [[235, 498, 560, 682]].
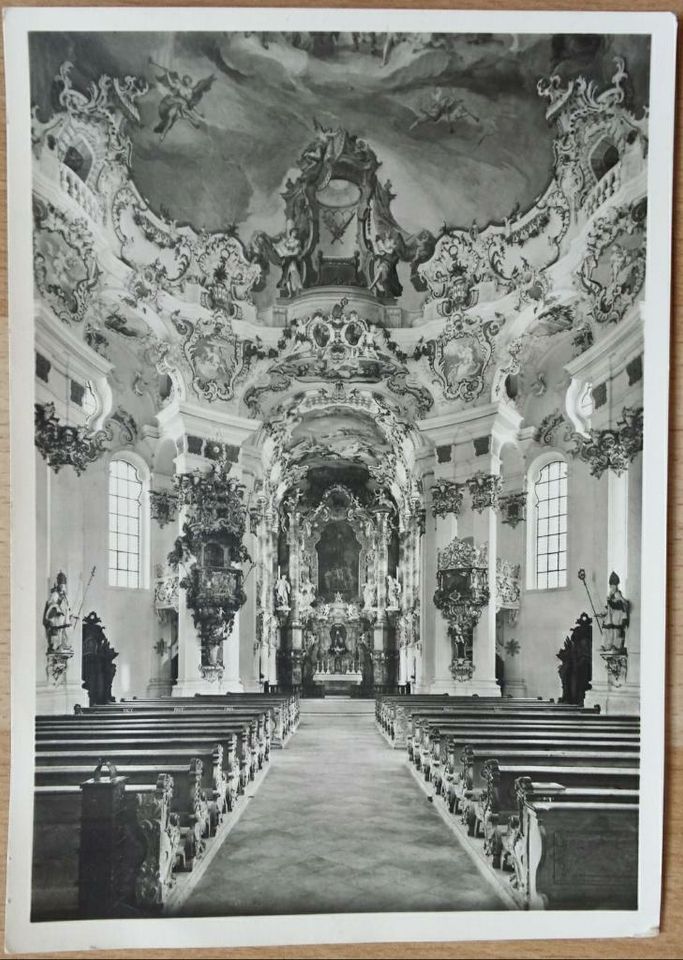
[[149, 490, 179, 528], [168, 453, 249, 669], [414, 312, 504, 405], [499, 492, 527, 527], [431, 479, 465, 519], [33, 198, 101, 326], [570, 406, 643, 478], [600, 649, 628, 687], [35, 402, 111, 476], [465, 472, 503, 512], [435, 536, 489, 681]]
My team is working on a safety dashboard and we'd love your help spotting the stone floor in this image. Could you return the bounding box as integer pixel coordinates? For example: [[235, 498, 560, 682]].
[[178, 707, 509, 916]]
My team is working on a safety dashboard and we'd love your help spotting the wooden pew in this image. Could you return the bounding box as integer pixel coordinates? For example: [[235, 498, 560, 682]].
[[457, 746, 639, 834], [38, 717, 265, 786], [86, 694, 300, 742], [410, 712, 638, 770], [32, 696, 296, 920], [483, 764, 640, 868], [431, 731, 639, 800], [505, 777, 639, 909], [33, 765, 186, 920], [497, 775, 638, 873], [68, 705, 277, 753]]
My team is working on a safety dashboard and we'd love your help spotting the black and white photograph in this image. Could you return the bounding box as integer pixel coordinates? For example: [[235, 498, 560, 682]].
[[3, 7, 676, 954]]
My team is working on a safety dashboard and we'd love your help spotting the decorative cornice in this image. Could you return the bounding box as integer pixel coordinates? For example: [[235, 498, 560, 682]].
[[564, 309, 644, 386]]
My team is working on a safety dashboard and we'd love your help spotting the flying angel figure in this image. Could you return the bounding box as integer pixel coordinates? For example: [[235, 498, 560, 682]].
[[409, 88, 480, 134], [150, 61, 216, 141]]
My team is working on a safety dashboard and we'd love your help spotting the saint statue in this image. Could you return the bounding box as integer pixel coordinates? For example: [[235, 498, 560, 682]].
[[362, 579, 376, 610], [298, 575, 316, 611], [275, 572, 291, 609], [599, 571, 630, 651], [275, 219, 305, 298], [386, 575, 402, 610], [43, 571, 75, 653]]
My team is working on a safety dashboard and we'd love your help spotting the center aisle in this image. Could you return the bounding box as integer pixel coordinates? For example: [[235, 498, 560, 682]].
[[179, 701, 509, 916]]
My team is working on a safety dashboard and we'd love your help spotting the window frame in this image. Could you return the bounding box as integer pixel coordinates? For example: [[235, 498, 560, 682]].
[[525, 452, 569, 593], [107, 454, 150, 591]]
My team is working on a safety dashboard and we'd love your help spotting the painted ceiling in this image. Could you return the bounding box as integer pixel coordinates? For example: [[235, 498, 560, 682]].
[[30, 31, 649, 240]]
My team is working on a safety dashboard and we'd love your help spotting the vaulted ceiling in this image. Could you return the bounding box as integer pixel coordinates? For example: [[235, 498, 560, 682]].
[[30, 31, 649, 238]]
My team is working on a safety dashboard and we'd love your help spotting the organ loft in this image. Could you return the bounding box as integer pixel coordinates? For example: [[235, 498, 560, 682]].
[[27, 31, 646, 922]]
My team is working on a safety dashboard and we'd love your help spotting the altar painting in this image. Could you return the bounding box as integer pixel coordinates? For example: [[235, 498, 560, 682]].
[[316, 520, 360, 601]]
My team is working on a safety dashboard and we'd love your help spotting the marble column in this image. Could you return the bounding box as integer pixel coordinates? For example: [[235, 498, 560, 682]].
[[372, 510, 391, 690], [469, 479, 502, 696]]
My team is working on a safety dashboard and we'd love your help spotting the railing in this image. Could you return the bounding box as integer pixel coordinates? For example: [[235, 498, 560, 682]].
[[582, 162, 622, 221], [59, 163, 105, 225]]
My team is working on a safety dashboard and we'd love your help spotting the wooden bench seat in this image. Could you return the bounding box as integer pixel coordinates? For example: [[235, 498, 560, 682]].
[[457, 748, 639, 833], [506, 796, 639, 909], [430, 733, 640, 795], [481, 764, 640, 868], [413, 723, 639, 760], [37, 724, 266, 780]]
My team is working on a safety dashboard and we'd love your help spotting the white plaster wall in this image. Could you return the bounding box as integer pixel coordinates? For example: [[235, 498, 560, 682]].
[[515, 457, 609, 700], [38, 453, 158, 712]]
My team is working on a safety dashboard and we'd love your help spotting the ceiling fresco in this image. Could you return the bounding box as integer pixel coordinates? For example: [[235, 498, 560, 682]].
[[30, 29, 650, 516], [30, 31, 649, 239]]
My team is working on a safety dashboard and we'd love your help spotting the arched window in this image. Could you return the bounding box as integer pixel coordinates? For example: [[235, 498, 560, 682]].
[[108, 458, 145, 588], [527, 457, 568, 590]]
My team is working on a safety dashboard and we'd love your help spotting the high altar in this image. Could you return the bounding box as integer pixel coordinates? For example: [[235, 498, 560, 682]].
[[267, 482, 412, 695]]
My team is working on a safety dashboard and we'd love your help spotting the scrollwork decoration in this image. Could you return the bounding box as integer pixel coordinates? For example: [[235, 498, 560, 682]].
[[465, 472, 503, 512], [431, 479, 465, 519], [570, 406, 643, 478], [499, 492, 527, 527], [35, 402, 112, 476], [150, 491, 179, 528]]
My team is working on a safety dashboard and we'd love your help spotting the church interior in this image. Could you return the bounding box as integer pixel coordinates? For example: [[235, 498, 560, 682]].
[[29, 31, 645, 921]]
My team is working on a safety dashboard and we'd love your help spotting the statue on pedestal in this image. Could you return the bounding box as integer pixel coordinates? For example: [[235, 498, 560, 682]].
[[275, 570, 291, 610], [362, 579, 376, 610], [386, 575, 402, 610], [43, 572, 75, 653], [599, 571, 630, 651], [298, 575, 316, 612]]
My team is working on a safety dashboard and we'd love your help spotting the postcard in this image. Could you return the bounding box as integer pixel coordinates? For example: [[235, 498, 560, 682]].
[[3, 7, 676, 954]]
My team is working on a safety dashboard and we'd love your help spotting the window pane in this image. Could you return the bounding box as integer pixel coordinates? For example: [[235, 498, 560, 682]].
[[109, 458, 144, 589], [534, 460, 568, 591]]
